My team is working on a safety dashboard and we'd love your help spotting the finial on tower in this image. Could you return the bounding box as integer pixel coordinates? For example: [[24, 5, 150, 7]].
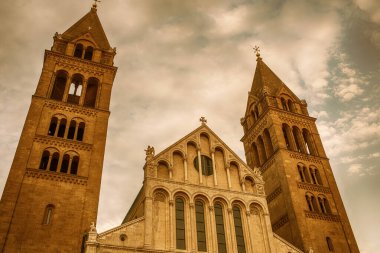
[[253, 45, 262, 60], [199, 117, 207, 125], [92, 0, 101, 10]]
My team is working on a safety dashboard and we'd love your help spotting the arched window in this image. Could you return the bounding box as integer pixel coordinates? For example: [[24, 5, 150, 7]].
[[84, 77, 98, 108], [51, 70, 68, 101], [43, 204, 55, 225], [282, 124, 291, 150], [84, 46, 94, 60], [288, 99, 295, 112], [67, 120, 76, 140], [67, 74, 83, 105], [281, 97, 288, 111], [292, 126, 304, 153], [175, 198, 186, 250], [302, 129, 317, 155], [303, 166, 311, 183], [70, 156, 79, 175], [326, 237, 334, 251], [195, 201, 207, 251], [311, 195, 319, 212], [57, 119, 67, 138], [77, 122, 85, 141], [310, 168, 317, 184], [306, 195, 313, 211], [315, 169, 322, 185], [324, 198, 332, 214], [39, 150, 50, 170], [254, 106, 259, 119], [74, 43, 84, 58], [214, 203, 227, 253], [60, 154, 70, 173], [298, 164, 305, 182], [251, 143, 260, 167], [257, 136, 267, 165], [194, 155, 213, 176], [263, 128, 274, 156], [318, 197, 325, 213], [49, 152, 59, 172], [233, 206, 246, 253], [48, 117, 58, 136]]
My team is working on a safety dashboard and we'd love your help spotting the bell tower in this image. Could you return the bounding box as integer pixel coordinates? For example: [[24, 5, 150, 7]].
[[0, 5, 117, 253], [240, 51, 359, 252]]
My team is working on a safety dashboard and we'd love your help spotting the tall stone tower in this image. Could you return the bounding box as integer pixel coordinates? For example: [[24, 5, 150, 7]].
[[0, 5, 117, 253], [240, 52, 359, 252]]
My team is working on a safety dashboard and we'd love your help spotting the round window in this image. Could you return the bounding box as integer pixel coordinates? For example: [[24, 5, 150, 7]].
[[194, 155, 213, 176]]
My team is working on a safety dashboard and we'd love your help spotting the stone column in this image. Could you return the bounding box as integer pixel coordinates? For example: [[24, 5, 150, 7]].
[[226, 166, 232, 189], [211, 152, 218, 186], [227, 207, 235, 253], [244, 210, 253, 252], [189, 202, 196, 252], [197, 149, 203, 184], [67, 157, 73, 174], [54, 118, 61, 137], [209, 205, 217, 253], [169, 200, 175, 251], [169, 167, 173, 179], [79, 78, 88, 106], [63, 75, 71, 102], [144, 196, 153, 248], [183, 156, 188, 182]]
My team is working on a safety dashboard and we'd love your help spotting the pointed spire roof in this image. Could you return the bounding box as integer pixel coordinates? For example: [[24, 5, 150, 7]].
[[62, 7, 111, 50], [250, 56, 287, 96]]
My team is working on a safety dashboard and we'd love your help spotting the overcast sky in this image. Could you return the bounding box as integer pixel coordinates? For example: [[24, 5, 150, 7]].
[[0, 0, 379, 252]]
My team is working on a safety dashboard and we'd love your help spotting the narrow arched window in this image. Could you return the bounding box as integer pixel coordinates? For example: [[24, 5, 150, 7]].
[[251, 143, 260, 167], [43, 204, 55, 225], [70, 156, 79, 175], [214, 203, 227, 253], [292, 127, 303, 153], [306, 195, 313, 211], [263, 128, 274, 156], [288, 99, 295, 112], [298, 165, 305, 182], [315, 168, 322, 185], [50, 152, 59, 172], [281, 97, 288, 111], [254, 106, 259, 119], [57, 119, 66, 138], [257, 136, 267, 164], [195, 201, 207, 251], [175, 198, 186, 250], [60, 154, 70, 173], [77, 122, 85, 141], [282, 124, 291, 149], [311, 196, 319, 212], [84, 46, 94, 60], [326, 237, 334, 251], [74, 44, 84, 58], [310, 168, 317, 184], [39, 150, 50, 170], [67, 120, 76, 140], [233, 206, 246, 253], [67, 74, 83, 105], [51, 70, 67, 101], [84, 77, 98, 108], [302, 129, 317, 155], [48, 117, 58, 136], [318, 197, 326, 213]]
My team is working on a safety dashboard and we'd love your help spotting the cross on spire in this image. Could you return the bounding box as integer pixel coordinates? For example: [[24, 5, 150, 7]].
[[92, 0, 101, 9], [199, 117, 207, 125], [253, 45, 261, 59]]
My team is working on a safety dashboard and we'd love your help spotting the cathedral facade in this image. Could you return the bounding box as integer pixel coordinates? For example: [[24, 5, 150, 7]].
[[0, 6, 359, 253]]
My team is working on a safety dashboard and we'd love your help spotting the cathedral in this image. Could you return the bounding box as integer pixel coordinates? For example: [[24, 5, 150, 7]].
[[0, 5, 360, 253]]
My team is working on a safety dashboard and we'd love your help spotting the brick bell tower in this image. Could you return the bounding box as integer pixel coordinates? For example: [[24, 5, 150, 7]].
[[0, 5, 117, 253], [240, 50, 359, 252]]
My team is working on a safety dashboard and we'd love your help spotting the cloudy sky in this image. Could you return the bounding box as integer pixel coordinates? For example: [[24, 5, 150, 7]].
[[0, 0, 379, 252]]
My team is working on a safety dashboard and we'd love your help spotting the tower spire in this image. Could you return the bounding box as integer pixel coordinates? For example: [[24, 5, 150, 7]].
[[92, 0, 101, 10]]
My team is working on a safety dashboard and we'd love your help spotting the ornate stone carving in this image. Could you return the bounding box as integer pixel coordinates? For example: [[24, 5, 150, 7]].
[[289, 152, 323, 164], [297, 182, 331, 194], [145, 145, 155, 161], [34, 135, 92, 151], [266, 186, 282, 203], [272, 214, 289, 231], [256, 185, 265, 196], [25, 168, 87, 185], [304, 211, 340, 222], [44, 100, 97, 117]]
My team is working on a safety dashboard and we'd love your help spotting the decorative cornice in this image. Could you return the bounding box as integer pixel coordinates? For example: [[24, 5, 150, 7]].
[[304, 211, 340, 222], [34, 135, 92, 151], [272, 214, 289, 231], [289, 152, 324, 164], [25, 168, 87, 185], [261, 155, 276, 173], [266, 186, 282, 204], [297, 182, 331, 194], [46, 50, 117, 75], [43, 99, 99, 117]]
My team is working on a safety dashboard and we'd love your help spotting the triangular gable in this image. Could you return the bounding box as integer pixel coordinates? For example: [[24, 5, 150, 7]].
[[150, 124, 264, 184], [62, 8, 111, 50]]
